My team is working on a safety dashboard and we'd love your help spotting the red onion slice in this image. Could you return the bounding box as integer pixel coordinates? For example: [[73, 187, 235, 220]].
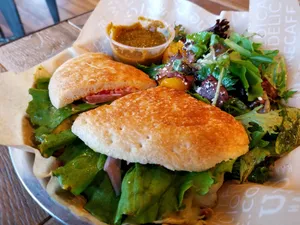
[[103, 157, 122, 196]]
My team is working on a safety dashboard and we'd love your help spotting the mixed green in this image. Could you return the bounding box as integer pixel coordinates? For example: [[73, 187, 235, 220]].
[[26, 20, 300, 225], [139, 19, 300, 184]]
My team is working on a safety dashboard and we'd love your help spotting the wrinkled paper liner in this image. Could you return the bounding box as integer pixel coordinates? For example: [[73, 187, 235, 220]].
[[1, 0, 300, 224]]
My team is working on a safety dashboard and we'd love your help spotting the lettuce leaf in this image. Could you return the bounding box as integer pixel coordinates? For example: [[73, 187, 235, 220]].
[[137, 64, 164, 79], [236, 106, 283, 135], [53, 146, 105, 195], [36, 77, 50, 89], [185, 31, 212, 58], [27, 88, 97, 130], [196, 52, 237, 91], [212, 159, 236, 176], [38, 129, 77, 157], [248, 163, 273, 184], [226, 33, 277, 64], [115, 163, 219, 224], [114, 164, 174, 225], [239, 147, 271, 182], [229, 52, 263, 101], [188, 92, 210, 104], [83, 171, 119, 224], [222, 97, 250, 116], [178, 171, 214, 206], [229, 32, 254, 52], [263, 56, 286, 96], [157, 182, 180, 218], [275, 108, 300, 155], [263, 56, 296, 101]]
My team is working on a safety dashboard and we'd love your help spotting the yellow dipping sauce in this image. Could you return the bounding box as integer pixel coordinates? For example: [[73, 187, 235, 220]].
[[107, 18, 172, 66], [113, 22, 166, 48]]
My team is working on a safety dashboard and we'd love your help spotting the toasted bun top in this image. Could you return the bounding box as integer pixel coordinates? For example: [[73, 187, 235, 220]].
[[48, 53, 156, 108], [72, 87, 249, 172]]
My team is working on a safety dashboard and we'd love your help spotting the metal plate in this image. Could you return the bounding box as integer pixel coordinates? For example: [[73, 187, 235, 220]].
[[9, 147, 90, 225]]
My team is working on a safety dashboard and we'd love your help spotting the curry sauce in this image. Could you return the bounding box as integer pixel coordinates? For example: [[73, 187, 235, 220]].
[[106, 18, 172, 65], [112, 22, 166, 48]]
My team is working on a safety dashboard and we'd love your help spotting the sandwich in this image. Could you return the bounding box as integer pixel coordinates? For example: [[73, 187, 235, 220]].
[[26, 52, 156, 157], [50, 86, 249, 225], [48, 53, 156, 108]]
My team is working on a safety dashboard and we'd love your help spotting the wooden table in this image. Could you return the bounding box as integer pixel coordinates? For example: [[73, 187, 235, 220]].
[[0, 0, 248, 224]]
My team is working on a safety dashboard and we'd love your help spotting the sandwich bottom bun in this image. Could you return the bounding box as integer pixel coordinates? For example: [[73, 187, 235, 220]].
[[72, 87, 249, 172]]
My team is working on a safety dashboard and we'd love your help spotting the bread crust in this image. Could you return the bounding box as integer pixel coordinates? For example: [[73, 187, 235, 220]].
[[48, 53, 156, 108], [72, 87, 249, 172]]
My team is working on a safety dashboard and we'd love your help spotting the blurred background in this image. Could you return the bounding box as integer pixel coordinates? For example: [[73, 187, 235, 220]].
[[0, 0, 248, 45], [0, 0, 99, 44]]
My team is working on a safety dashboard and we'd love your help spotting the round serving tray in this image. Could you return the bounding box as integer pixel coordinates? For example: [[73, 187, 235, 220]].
[[9, 147, 90, 225]]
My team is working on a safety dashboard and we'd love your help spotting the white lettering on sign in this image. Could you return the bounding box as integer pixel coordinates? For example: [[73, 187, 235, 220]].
[[283, 5, 298, 73], [268, 36, 280, 46], [252, 0, 298, 77], [259, 195, 286, 217], [288, 205, 299, 213], [292, 197, 300, 202], [229, 195, 240, 209], [269, 2, 281, 12], [242, 199, 254, 213], [245, 187, 260, 198]]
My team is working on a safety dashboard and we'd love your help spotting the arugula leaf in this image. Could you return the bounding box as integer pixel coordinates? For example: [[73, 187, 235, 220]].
[[210, 33, 221, 46], [229, 52, 263, 101], [197, 52, 237, 90], [212, 67, 238, 91], [249, 127, 270, 149], [281, 90, 297, 102], [38, 129, 77, 157], [263, 56, 286, 95], [53, 147, 103, 195], [84, 171, 119, 224], [240, 147, 271, 182], [250, 54, 274, 64], [253, 42, 262, 51], [263, 56, 296, 101], [248, 165, 271, 184], [213, 159, 236, 176], [224, 38, 251, 58], [137, 64, 164, 79], [226, 34, 277, 65], [222, 97, 250, 116], [188, 92, 210, 104], [27, 88, 97, 130], [263, 49, 279, 58], [115, 164, 174, 225], [229, 63, 249, 89], [236, 106, 283, 135], [186, 31, 212, 58], [275, 108, 300, 155], [229, 32, 253, 52], [187, 31, 212, 45]]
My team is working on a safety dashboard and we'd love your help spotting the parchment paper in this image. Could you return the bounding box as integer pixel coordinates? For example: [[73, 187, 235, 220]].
[[1, 0, 300, 224]]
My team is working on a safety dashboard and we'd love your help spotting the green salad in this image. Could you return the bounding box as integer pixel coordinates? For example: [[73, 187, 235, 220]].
[[26, 20, 300, 225]]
